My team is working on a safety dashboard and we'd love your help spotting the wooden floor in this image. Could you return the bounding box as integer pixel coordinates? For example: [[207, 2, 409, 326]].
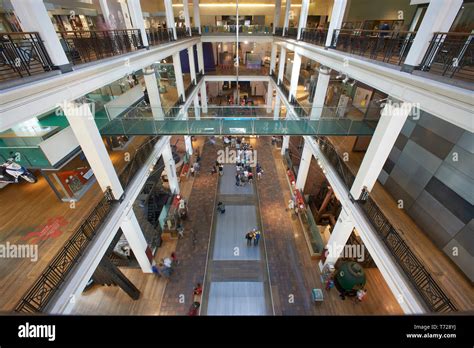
[[328, 136, 474, 312], [259, 139, 403, 315], [0, 136, 150, 312]]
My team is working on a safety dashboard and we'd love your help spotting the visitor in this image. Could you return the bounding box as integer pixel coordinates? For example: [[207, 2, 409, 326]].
[[248, 171, 253, 183], [171, 252, 179, 265], [254, 230, 261, 246], [235, 173, 240, 186], [218, 164, 224, 176], [177, 225, 184, 239], [217, 201, 226, 214], [287, 199, 295, 212], [256, 164, 263, 180], [356, 289, 367, 302], [245, 232, 253, 246]]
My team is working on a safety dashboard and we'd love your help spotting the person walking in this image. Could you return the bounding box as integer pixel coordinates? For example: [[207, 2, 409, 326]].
[[217, 201, 226, 214], [218, 164, 224, 176], [254, 230, 261, 246], [235, 172, 240, 186], [256, 164, 263, 180], [287, 199, 295, 212], [245, 232, 253, 246]]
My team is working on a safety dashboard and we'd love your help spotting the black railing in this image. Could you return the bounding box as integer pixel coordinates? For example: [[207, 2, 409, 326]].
[[58, 29, 144, 65], [0, 32, 54, 83], [300, 28, 328, 47], [274, 27, 284, 37], [360, 197, 457, 313], [280, 83, 290, 100], [419, 32, 473, 81], [317, 137, 457, 313], [191, 27, 201, 37], [118, 136, 160, 188], [331, 29, 416, 65], [146, 28, 173, 46], [286, 27, 298, 39], [15, 188, 115, 313], [270, 71, 279, 85], [201, 25, 271, 35], [176, 27, 188, 40]]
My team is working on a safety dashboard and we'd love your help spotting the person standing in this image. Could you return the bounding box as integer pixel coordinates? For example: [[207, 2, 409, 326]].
[[254, 230, 261, 246], [235, 172, 240, 186], [287, 199, 295, 212], [218, 164, 224, 176], [245, 232, 253, 246], [217, 201, 226, 214]]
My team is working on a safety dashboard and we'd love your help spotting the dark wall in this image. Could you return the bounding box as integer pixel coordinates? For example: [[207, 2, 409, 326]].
[[378, 111, 474, 281]]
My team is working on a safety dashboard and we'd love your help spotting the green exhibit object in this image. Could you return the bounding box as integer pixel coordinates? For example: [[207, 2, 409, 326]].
[[335, 261, 366, 291]]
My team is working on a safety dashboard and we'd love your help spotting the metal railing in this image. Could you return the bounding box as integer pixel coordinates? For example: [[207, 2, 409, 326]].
[[286, 27, 298, 39], [274, 27, 284, 37], [146, 28, 173, 46], [419, 32, 473, 81], [0, 32, 54, 83], [280, 82, 290, 100], [331, 29, 416, 65], [300, 28, 328, 47], [176, 27, 188, 40], [317, 137, 457, 313], [191, 27, 201, 37], [201, 25, 272, 35], [15, 188, 115, 313], [118, 136, 160, 188], [270, 70, 279, 85], [58, 29, 144, 65]]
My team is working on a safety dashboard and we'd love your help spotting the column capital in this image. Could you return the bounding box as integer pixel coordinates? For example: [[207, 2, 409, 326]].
[[143, 66, 155, 75], [319, 65, 331, 75]]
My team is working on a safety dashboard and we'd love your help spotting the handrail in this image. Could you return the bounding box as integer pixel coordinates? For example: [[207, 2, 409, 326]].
[[15, 188, 115, 313], [317, 137, 457, 313]]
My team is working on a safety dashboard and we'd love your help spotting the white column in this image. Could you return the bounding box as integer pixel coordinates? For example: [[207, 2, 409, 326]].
[[310, 66, 331, 120], [164, 0, 177, 39], [193, 94, 201, 120], [193, 0, 201, 33], [10, 0, 71, 71], [273, 93, 281, 120], [99, 0, 112, 29], [182, 0, 191, 35], [118, 0, 133, 29], [282, 0, 291, 34], [127, 0, 149, 47], [321, 207, 354, 268], [63, 102, 123, 199], [143, 66, 164, 120], [281, 135, 290, 155], [297, 0, 310, 40], [277, 47, 286, 84], [200, 82, 208, 113], [162, 140, 180, 194], [296, 140, 312, 191], [289, 52, 302, 101], [273, 0, 282, 34], [196, 42, 205, 73], [350, 100, 412, 199], [266, 83, 273, 113], [185, 136, 193, 156], [403, 0, 463, 71], [121, 211, 153, 273], [173, 52, 186, 102], [325, 0, 347, 47], [188, 46, 197, 84], [270, 44, 278, 75]]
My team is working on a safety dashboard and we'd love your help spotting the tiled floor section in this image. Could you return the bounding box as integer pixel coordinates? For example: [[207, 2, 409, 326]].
[[158, 139, 220, 315]]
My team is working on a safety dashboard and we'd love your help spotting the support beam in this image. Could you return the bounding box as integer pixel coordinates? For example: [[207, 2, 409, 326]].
[[185, 136, 193, 156], [266, 83, 273, 113], [10, 0, 71, 71], [164, 0, 177, 39], [193, 0, 201, 33], [270, 44, 278, 74], [173, 52, 186, 101], [197, 42, 205, 73], [281, 135, 290, 155], [121, 211, 153, 273], [94, 256, 140, 300], [182, 0, 192, 35], [295, 140, 312, 191], [273, 0, 282, 34], [127, 0, 149, 47], [289, 52, 302, 101], [282, 0, 291, 34], [321, 207, 354, 268], [402, 0, 463, 72], [143, 66, 164, 120], [297, 0, 310, 40], [311, 66, 331, 119], [188, 46, 197, 84], [274, 93, 281, 120], [350, 100, 412, 199], [325, 0, 347, 47], [277, 47, 287, 85], [200, 82, 208, 113], [63, 102, 123, 199], [162, 140, 180, 194]]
